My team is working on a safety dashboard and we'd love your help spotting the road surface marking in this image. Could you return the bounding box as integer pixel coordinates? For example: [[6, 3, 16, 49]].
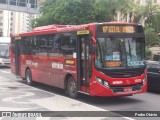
[[2, 92, 35, 104], [0, 75, 135, 120]]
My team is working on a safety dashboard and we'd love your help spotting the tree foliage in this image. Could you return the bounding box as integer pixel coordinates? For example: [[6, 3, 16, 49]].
[[32, 0, 131, 27], [146, 48, 152, 57], [145, 27, 160, 48], [32, 0, 97, 27], [95, 0, 131, 21], [31, 0, 160, 48]]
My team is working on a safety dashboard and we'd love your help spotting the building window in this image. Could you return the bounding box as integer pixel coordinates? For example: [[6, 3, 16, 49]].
[[10, 0, 16, 6], [0, 0, 7, 4]]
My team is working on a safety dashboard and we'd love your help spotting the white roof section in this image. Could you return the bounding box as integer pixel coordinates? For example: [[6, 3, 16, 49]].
[[0, 37, 11, 43]]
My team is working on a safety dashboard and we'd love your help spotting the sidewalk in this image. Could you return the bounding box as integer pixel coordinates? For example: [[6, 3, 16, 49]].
[[0, 76, 129, 120]]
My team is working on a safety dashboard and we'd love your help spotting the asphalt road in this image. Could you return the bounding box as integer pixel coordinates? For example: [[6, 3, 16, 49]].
[[0, 67, 160, 120]]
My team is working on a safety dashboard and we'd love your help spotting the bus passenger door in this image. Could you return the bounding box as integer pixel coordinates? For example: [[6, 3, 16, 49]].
[[77, 32, 92, 92], [15, 39, 21, 76]]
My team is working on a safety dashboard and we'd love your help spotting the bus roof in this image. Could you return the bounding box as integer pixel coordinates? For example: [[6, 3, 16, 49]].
[[11, 22, 141, 37], [0, 37, 11, 43]]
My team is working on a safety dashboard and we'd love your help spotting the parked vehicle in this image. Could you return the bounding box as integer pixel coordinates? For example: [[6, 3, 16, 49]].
[[146, 60, 160, 91], [0, 37, 10, 67]]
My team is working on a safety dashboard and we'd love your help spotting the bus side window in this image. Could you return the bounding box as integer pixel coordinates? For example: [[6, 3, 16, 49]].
[[37, 35, 48, 56], [61, 33, 76, 57], [30, 36, 37, 55], [21, 37, 30, 55], [52, 34, 62, 56], [48, 35, 54, 53]]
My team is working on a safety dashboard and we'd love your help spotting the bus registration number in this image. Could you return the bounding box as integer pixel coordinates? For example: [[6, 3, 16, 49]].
[[124, 87, 132, 92]]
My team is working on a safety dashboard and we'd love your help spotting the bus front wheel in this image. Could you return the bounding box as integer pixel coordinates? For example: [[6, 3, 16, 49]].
[[25, 69, 33, 86], [67, 77, 78, 98]]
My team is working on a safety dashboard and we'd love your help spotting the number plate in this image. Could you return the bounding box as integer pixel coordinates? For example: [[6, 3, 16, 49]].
[[124, 87, 132, 92]]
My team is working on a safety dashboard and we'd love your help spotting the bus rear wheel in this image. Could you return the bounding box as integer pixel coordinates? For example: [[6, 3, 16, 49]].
[[67, 77, 78, 98], [25, 69, 33, 86]]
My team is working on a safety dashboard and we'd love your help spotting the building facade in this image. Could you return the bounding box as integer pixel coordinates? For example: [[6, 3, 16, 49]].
[[0, 0, 41, 37], [0, 10, 37, 37], [0, 10, 12, 37]]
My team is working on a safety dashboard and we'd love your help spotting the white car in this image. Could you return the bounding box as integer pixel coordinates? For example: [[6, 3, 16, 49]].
[[0, 37, 10, 67]]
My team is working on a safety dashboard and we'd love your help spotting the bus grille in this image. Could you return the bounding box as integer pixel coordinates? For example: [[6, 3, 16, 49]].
[[110, 84, 143, 93]]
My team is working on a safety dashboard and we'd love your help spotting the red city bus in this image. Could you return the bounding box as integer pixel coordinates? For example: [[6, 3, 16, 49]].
[[10, 22, 147, 98]]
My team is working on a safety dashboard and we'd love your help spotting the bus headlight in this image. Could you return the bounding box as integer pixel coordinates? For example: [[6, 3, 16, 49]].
[[96, 77, 103, 84], [143, 75, 147, 85], [96, 77, 110, 88]]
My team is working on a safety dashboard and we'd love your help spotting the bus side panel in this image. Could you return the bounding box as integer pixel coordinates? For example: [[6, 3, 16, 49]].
[[60, 58, 77, 89], [38, 55, 50, 84], [20, 55, 26, 78], [47, 56, 65, 88], [10, 54, 15, 74], [20, 55, 40, 81], [47, 56, 77, 89]]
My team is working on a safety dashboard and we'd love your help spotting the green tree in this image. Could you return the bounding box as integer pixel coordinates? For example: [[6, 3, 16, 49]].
[[146, 48, 152, 57], [95, 0, 131, 21], [32, 0, 97, 28], [135, 0, 160, 27], [126, 1, 142, 22], [54, 0, 96, 25], [32, 0, 133, 28], [151, 14, 160, 33], [145, 27, 160, 48]]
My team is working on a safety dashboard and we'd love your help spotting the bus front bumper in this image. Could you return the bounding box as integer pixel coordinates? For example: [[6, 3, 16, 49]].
[[89, 82, 147, 97], [0, 60, 10, 67]]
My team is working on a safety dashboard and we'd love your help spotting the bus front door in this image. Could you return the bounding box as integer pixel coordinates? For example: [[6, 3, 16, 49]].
[[15, 39, 21, 76], [77, 34, 91, 92]]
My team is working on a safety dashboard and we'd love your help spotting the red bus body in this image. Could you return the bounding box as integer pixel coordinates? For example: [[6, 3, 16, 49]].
[[10, 22, 147, 97]]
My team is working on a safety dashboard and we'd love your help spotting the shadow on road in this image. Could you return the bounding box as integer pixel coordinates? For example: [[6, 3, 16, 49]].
[[17, 79, 144, 107], [148, 90, 160, 94]]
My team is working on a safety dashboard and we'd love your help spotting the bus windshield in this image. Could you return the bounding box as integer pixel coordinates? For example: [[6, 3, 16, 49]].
[[95, 37, 145, 69], [0, 43, 10, 58]]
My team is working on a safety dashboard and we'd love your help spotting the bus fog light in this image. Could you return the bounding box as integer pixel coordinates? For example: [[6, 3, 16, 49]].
[[104, 81, 109, 88], [96, 77, 102, 84]]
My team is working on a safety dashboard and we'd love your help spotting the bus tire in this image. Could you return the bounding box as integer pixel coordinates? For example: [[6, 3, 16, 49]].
[[67, 77, 78, 98], [25, 69, 33, 86]]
